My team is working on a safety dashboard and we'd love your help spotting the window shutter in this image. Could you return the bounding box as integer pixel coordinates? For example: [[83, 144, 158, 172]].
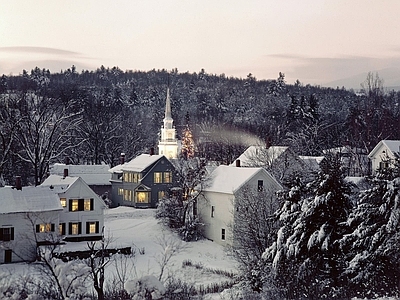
[[78, 199, 84, 211], [90, 198, 94, 211], [69, 223, 73, 235], [0, 228, 3, 241], [10, 228, 14, 240], [62, 223, 66, 235], [86, 222, 90, 234], [69, 199, 73, 211], [51, 224, 55, 232], [96, 221, 100, 234], [78, 222, 82, 234], [36, 225, 40, 233]]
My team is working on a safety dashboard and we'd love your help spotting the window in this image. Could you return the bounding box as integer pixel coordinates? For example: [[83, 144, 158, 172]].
[[163, 172, 172, 183], [158, 190, 165, 200], [4, 249, 12, 263], [136, 191, 150, 203], [60, 198, 67, 207], [123, 189, 133, 201], [154, 172, 162, 183], [0, 227, 14, 241], [221, 228, 226, 240], [59, 223, 66, 236], [118, 188, 123, 195], [36, 223, 55, 233], [133, 173, 141, 183], [84, 199, 92, 211], [258, 180, 264, 192], [71, 199, 79, 211], [69, 222, 81, 235], [211, 206, 215, 218], [86, 221, 99, 234], [380, 161, 389, 170], [69, 199, 94, 211]]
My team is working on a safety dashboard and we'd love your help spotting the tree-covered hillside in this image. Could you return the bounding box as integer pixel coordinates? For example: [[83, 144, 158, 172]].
[[1, 66, 399, 185]]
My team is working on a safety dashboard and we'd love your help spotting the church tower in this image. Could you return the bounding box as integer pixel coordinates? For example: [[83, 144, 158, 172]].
[[158, 88, 178, 159]]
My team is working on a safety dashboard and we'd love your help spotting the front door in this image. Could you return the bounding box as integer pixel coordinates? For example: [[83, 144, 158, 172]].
[[4, 249, 12, 263]]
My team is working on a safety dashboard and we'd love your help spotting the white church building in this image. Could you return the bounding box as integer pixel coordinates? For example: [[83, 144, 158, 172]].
[[158, 88, 179, 159]]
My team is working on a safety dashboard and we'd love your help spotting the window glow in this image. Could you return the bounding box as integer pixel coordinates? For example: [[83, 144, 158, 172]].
[[136, 191, 149, 203], [60, 198, 67, 207], [154, 172, 162, 183]]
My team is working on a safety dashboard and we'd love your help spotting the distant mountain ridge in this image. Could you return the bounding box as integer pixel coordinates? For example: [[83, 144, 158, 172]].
[[324, 67, 400, 91]]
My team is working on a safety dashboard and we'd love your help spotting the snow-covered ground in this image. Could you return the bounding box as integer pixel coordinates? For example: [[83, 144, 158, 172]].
[[0, 206, 237, 298]]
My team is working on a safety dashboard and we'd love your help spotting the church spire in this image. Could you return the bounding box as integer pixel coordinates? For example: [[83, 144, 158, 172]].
[[164, 87, 172, 120]]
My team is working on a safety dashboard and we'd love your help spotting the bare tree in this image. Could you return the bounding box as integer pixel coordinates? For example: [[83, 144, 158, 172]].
[[86, 227, 113, 300], [13, 92, 82, 185]]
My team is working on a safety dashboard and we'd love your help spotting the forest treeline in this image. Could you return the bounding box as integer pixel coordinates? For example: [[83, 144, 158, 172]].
[[0, 66, 399, 185]]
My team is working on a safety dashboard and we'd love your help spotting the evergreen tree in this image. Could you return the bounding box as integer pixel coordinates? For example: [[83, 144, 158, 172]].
[[339, 153, 400, 298], [264, 155, 353, 298]]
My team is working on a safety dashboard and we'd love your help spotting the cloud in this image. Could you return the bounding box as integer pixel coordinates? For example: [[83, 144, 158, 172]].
[[266, 53, 400, 88], [0, 46, 80, 56]]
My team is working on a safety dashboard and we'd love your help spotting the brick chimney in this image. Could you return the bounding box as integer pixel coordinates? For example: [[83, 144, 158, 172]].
[[63, 168, 68, 178], [15, 176, 22, 190], [236, 159, 241, 167], [265, 136, 271, 149], [150, 147, 155, 156], [120, 153, 125, 165]]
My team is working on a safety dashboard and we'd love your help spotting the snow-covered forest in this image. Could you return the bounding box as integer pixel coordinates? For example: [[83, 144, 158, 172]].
[[1, 67, 399, 186], [1, 66, 400, 299]]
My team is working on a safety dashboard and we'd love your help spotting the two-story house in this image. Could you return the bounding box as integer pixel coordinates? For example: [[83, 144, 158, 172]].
[[0, 181, 62, 263], [109, 152, 178, 208], [368, 140, 400, 174], [49, 163, 112, 201], [41, 174, 106, 242], [231, 145, 310, 184], [196, 164, 282, 245]]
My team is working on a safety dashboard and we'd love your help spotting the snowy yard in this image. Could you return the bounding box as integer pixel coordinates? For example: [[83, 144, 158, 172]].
[[0, 206, 238, 298]]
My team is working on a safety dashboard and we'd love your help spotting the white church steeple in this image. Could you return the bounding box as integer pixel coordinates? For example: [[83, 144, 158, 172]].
[[158, 88, 178, 159]]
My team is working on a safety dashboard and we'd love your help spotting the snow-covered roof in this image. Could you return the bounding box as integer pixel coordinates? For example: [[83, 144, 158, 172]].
[[0, 186, 62, 214], [202, 165, 266, 194], [369, 140, 400, 158], [41, 175, 79, 193], [230, 145, 288, 167], [109, 154, 164, 173], [323, 145, 368, 155], [50, 164, 111, 185]]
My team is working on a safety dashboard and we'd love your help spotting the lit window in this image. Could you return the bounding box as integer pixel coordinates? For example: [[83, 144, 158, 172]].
[[71, 199, 79, 211], [123, 189, 133, 201], [154, 172, 162, 183], [221, 228, 226, 240], [60, 198, 67, 207], [59, 223, 66, 235], [84, 199, 92, 211], [118, 188, 123, 195], [136, 191, 149, 203], [89, 222, 96, 233], [36, 223, 53, 233], [158, 190, 165, 200], [71, 223, 79, 235], [163, 172, 172, 183]]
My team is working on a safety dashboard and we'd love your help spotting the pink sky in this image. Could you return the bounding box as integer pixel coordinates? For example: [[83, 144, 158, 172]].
[[1, 1, 400, 88]]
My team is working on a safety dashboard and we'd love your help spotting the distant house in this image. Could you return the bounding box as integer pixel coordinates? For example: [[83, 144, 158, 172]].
[[49, 164, 111, 200], [323, 145, 370, 177], [109, 152, 178, 208], [368, 140, 400, 174], [231, 145, 309, 184], [41, 175, 106, 242], [196, 165, 282, 245], [0, 182, 62, 263]]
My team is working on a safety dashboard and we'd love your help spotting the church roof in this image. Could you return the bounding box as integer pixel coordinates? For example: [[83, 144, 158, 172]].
[[164, 88, 172, 120]]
